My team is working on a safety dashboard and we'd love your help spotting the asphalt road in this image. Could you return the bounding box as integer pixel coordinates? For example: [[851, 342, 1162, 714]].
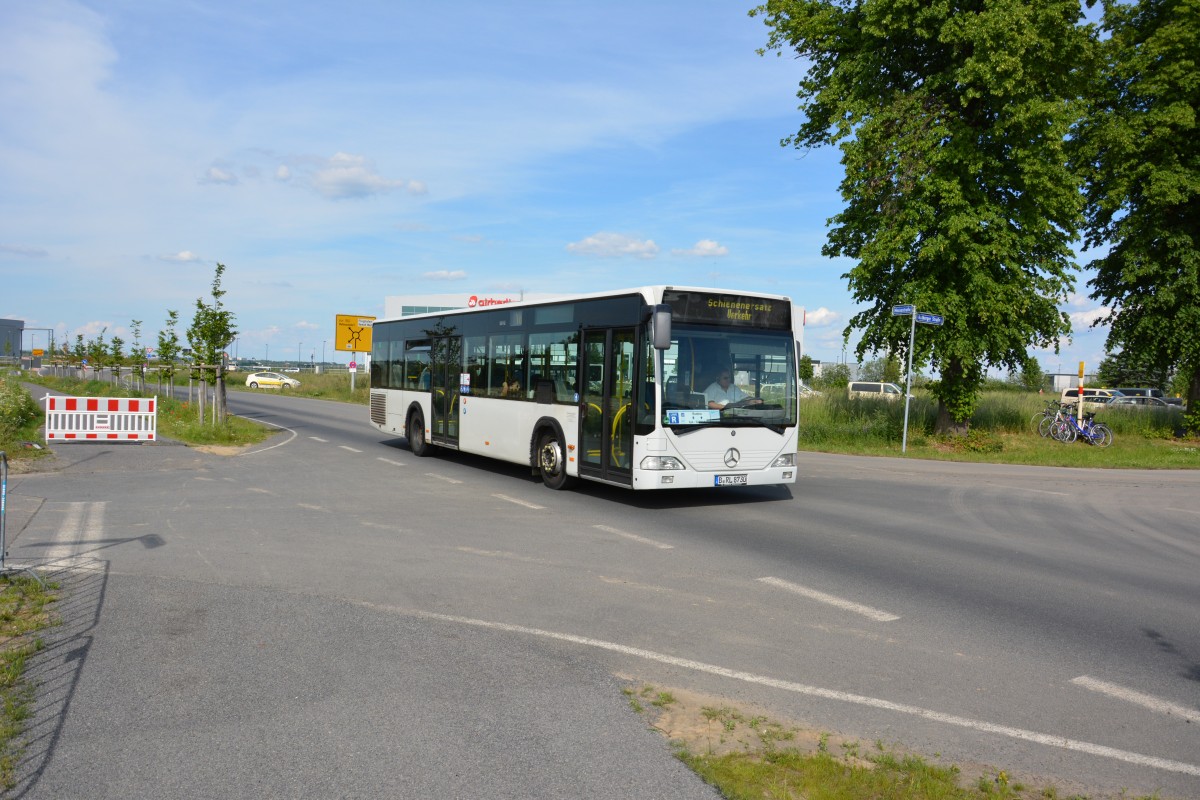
[[5, 385, 1199, 798]]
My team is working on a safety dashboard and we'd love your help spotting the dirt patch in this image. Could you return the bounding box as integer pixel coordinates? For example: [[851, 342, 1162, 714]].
[[624, 683, 862, 761], [192, 444, 251, 456]]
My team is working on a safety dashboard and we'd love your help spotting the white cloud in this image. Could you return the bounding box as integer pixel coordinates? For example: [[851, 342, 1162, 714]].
[[310, 152, 415, 200], [671, 239, 728, 257], [202, 165, 238, 185], [275, 165, 292, 181], [295, 321, 320, 331], [160, 251, 201, 262], [566, 232, 659, 259], [1069, 306, 1111, 327], [801, 307, 840, 327], [424, 270, 467, 281], [0, 244, 49, 258]]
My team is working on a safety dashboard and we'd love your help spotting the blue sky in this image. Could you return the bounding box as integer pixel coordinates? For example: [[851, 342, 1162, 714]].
[[1, 0, 1111, 372]]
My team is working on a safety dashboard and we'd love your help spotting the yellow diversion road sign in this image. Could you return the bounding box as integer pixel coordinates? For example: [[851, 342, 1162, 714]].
[[335, 315, 376, 352]]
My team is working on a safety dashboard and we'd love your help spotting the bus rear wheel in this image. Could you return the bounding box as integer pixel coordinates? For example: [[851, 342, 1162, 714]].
[[537, 430, 571, 490], [409, 410, 431, 457]]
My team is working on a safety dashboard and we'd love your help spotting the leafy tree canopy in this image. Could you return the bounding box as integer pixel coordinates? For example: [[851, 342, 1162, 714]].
[[1071, 0, 1200, 418], [753, 0, 1091, 431]]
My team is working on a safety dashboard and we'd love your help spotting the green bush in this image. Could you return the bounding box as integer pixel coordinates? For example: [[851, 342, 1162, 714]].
[[0, 378, 40, 440]]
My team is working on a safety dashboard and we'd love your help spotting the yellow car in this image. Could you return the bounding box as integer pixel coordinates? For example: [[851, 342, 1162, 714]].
[[245, 371, 300, 390]]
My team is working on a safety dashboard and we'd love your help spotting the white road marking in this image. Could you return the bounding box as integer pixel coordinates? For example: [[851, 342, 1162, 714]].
[[235, 416, 298, 455], [1015, 487, 1068, 497], [492, 494, 545, 510], [1070, 676, 1198, 722], [426, 473, 463, 485], [350, 601, 1200, 778], [309, 436, 328, 442], [593, 524, 673, 550], [455, 546, 554, 565], [43, 501, 106, 567], [247, 487, 272, 494], [377, 458, 406, 467], [1165, 506, 1200, 516], [339, 445, 362, 453], [297, 503, 325, 512], [757, 576, 901, 622]]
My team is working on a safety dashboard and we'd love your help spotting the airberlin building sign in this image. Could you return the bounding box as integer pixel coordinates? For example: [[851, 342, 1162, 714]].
[[467, 295, 516, 308]]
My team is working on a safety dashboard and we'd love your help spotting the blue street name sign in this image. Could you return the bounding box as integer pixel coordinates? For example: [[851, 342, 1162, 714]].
[[916, 312, 944, 325], [891, 304, 914, 316]]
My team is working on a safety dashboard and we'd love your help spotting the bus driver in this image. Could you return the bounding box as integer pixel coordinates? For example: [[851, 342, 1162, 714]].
[[704, 370, 762, 410]]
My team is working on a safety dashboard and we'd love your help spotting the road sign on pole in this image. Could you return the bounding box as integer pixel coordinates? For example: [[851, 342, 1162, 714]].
[[901, 307, 946, 454]]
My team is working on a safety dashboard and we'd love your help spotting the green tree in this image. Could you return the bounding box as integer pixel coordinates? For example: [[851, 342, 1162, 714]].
[[797, 354, 815, 383], [1071, 0, 1200, 427], [1095, 349, 1170, 389], [1019, 356, 1046, 393], [187, 263, 237, 423], [816, 362, 850, 391], [86, 328, 107, 375], [753, 0, 1090, 433], [157, 310, 182, 393], [109, 335, 125, 383]]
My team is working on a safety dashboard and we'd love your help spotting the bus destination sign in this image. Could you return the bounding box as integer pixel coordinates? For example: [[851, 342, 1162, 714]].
[[663, 290, 791, 330]]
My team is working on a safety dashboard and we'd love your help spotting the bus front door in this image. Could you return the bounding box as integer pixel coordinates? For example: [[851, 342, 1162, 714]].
[[579, 328, 635, 485], [430, 335, 461, 447]]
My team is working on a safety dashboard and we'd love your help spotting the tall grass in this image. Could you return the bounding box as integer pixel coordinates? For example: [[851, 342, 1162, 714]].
[[797, 390, 1196, 467]]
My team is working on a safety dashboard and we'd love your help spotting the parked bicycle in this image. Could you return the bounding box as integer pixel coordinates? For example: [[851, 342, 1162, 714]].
[[1052, 409, 1113, 447], [1032, 400, 1064, 437]]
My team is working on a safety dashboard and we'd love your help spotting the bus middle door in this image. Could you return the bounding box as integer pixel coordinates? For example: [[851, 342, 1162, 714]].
[[430, 334, 461, 447], [579, 328, 634, 485]]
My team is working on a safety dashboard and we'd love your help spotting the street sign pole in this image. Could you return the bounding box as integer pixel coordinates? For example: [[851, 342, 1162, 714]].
[[890, 305, 944, 454], [903, 311, 916, 453]]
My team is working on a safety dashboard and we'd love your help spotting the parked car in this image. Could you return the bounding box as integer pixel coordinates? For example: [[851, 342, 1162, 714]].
[[1113, 387, 1183, 406], [1107, 395, 1171, 409], [848, 381, 906, 400], [245, 371, 300, 390], [1060, 387, 1123, 410]]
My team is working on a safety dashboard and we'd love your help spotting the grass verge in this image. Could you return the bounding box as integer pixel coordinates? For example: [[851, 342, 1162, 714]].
[[0, 575, 58, 791], [627, 684, 1156, 800]]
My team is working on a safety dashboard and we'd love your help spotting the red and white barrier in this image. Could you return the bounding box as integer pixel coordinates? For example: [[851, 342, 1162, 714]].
[[43, 396, 157, 442]]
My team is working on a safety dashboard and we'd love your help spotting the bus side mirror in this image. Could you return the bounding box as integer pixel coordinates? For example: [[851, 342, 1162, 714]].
[[651, 305, 671, 350]]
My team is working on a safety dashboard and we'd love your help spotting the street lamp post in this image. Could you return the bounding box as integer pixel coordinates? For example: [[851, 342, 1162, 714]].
[[298, 342, 302, 369], [322, 340, 326, 368]]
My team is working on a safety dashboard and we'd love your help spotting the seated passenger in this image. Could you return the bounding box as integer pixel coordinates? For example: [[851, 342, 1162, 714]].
[[500, 375, 521, 397], [704, 371, 762, 410]]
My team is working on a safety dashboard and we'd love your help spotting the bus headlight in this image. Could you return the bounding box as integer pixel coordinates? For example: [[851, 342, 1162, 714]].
[[640, 455, 684, 471], [771, 453, 796, 467]]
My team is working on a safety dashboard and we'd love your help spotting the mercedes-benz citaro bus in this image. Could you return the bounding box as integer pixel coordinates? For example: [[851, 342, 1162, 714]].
[[368, 286, 799, 490]]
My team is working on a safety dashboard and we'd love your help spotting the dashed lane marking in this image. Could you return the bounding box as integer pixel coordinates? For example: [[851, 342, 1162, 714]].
[[593, 524, 673, 550], [339, 445, 362, 453], [491, 494, 545, 510], [426, 473, 463, 485], [758, 576, 901, 622], [377, 458, 406, 467], [1071, 676, 1197, 722], [309, 437, 328, 442]]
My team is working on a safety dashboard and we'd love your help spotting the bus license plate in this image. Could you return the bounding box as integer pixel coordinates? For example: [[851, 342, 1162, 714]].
[[715, 474, 748, 487]]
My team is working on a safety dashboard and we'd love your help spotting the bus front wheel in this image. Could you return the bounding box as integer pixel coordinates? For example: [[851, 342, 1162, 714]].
[[537, 430, 571, 490], [409, 410, 431, 457]]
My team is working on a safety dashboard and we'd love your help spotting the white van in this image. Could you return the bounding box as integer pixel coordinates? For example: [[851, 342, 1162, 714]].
[[1060, 387, 1122, 410], [848, 381, 905, 400]]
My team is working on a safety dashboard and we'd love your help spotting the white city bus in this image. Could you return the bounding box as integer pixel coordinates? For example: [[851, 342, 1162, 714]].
[[368, 286, 799, 490]]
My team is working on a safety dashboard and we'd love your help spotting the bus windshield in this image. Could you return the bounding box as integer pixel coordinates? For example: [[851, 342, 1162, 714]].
[[658, 325, 797, 429]]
